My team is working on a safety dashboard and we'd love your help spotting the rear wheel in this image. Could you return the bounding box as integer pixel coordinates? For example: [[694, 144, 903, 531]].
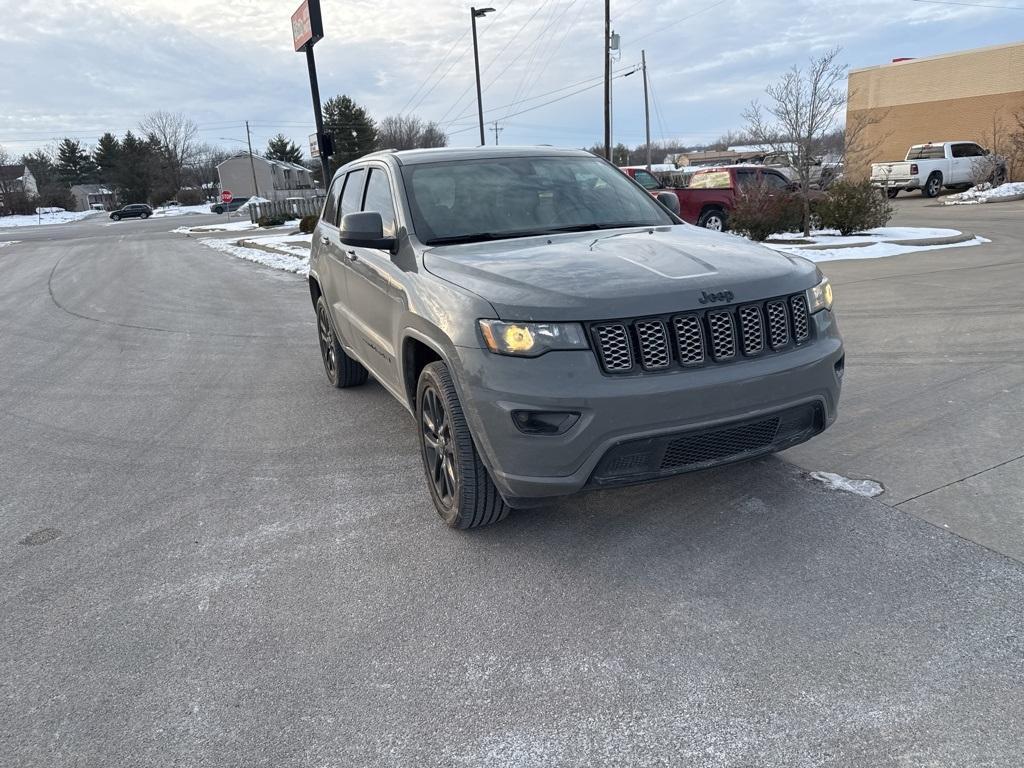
[[886, 188, 899, 199], [417, 361, 511, 529], [213, 206, 224, 214], [923, 172, 942, 198], [698, 208, 727, 231], [140, 212, 150, 219], [991, 167, 1007, 187], [315, 297, 368, 388]]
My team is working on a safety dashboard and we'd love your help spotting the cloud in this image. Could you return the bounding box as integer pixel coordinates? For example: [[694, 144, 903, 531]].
[[0, 0, 1012, 156]]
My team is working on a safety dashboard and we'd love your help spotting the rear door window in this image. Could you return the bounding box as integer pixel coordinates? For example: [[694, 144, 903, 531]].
[[321, 175, 344, 225]]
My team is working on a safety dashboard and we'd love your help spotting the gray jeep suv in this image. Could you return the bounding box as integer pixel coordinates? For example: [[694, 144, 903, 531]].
[[309, 147, 843, 528]]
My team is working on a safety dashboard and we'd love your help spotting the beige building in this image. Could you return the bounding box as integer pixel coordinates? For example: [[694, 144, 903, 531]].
[[846, 41, 1024, 181], [216, 153, 319, 201]]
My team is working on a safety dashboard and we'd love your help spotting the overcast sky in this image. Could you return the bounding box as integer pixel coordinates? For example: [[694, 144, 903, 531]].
[[0, 0, 1019, 159]]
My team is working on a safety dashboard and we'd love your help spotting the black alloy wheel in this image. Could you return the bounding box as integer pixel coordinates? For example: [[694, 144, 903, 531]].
[[314, 296, 367, 388], [317, 301, 338, 383], [420, 385, 458, 508]]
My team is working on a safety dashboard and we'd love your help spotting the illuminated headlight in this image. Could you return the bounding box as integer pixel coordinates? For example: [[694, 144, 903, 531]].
[[478, 320, 588, 357], [806, 276, 833, 313]]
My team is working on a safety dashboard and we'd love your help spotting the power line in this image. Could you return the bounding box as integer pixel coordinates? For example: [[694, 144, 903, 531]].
[[399, 29, 471, 117], [631, 0, 731, 44], [501, 0, 580, 122], [910, 0, 1024, 8]]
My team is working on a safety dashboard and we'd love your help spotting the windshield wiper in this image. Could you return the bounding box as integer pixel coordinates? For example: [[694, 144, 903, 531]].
[[424, 223, 656, 246], [424, 232, 511, 246]]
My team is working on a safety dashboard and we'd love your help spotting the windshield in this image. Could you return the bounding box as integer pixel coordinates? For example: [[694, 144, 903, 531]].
[[403, 155, 674, 245]]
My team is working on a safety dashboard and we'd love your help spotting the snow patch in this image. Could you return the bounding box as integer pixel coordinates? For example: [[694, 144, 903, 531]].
[[198, 237, 309, 276], [944, 181, 1024, 205], [151, 204, 215, 217], [810, 471, 884, 498], [171, 220, 260, 234], [0, 241, 18, 248], [762, 226, 987, 263], [0, 210, 96, 229]]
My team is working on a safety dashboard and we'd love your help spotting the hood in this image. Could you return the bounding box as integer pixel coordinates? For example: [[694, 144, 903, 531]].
[[423, 225, 818, 321]]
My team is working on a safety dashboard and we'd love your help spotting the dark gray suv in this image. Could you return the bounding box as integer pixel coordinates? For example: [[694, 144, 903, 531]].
[[309, 147, 843, 528]]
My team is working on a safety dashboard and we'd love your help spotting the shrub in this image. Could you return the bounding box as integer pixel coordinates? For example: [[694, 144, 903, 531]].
[[817, 178, 893, 236], [257, 214, 287, 228], [176, 188, 205, 205], [299, 214, 318, 234], [728, 182, 802, 241]]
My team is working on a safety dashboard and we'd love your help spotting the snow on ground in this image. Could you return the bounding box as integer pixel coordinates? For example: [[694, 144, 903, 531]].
[[235, 196, 271, 213], [0, 210, 95, 229], [172, 220, 260, 234], [151, 204, 215, 217], [0, 241, 19, 248], [944, 181, 1024, 205], [198, 237, 309, 275], [810, 471, 884, 498], [239, 232, 312, 258], [762, 227, 988, 263]]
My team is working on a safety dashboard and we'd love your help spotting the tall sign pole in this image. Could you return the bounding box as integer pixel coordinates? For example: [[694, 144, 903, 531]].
[[292, 0, 331, 187], [642, 50, 651, 171], [603, 0, 611, 161]]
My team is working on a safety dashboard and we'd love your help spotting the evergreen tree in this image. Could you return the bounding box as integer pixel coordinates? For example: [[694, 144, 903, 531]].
[[93, 133, 121, 184], [265, 133, 304, 163], [22, 150, 74, 209], [115, 131, 158, 203], [322, 95, 377, 173], [56, 138, 97, 184]]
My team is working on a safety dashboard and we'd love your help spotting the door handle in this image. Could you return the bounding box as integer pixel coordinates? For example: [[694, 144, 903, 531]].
[[320, 235, 329, 245], [345, 250, 358, 262]]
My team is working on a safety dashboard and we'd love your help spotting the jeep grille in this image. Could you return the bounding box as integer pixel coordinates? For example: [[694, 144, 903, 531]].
[[590, 292, 813, 375]]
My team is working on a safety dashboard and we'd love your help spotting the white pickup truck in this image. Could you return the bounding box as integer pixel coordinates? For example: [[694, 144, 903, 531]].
[[871, 141, 1005, 198]]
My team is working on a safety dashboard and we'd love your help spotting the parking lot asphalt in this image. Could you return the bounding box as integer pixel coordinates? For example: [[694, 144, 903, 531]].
[[782, 194, 1024, 563], [2, 209, 1023, 766]]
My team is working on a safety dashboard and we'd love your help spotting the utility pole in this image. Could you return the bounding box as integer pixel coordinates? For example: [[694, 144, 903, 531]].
[[490, 121, 503, 145], [642, 49, 651, 171], [471, 7, 496, 147], [245, 120, 261, 199], [603, 0, 611, 160]]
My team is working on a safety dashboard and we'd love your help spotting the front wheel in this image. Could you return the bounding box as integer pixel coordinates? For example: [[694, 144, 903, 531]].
[[923, 173, 942, 198], [417, 362, 511, 529], [110, 214, 121, 221], [315, 297, 367, 388], [698, 208, 727, 231]]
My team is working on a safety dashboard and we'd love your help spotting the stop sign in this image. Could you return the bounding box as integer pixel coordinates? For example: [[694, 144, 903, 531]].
[[220, 190, 233, 204]]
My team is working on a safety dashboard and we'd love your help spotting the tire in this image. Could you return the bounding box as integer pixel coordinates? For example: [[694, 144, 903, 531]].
[[140, 212, 150, 219], [886, 188, 899, 199], [111, 214, 121, 221], [991, 168, 1007, 187], [698, 208, 727, 232], [213, 206, 224, 215], [923, 172, 942, 198], [417, 361, 511, 529], [315, 296, 368, 388]]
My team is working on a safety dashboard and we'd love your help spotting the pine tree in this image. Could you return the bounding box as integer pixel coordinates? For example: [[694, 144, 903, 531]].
[[322, 95, 377, 173], [265, 133, 304, 163], [115, 131, 158, 204], [93, 133, 121, 184], [56, 138, 97, 184]]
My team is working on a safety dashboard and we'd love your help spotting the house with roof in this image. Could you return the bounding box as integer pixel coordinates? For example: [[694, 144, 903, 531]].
[[216, 153, 320, 202], [0, 164, 39, 212], [70, 184, 116, 211]]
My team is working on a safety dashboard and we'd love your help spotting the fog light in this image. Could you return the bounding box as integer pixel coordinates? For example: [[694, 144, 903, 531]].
[[511, 410, 580, 435], [834, 355, 845, 380]]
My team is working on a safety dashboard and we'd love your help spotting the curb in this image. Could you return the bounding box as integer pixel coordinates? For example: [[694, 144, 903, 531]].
[[235, 238, 310, 258], [771, 232, 977, 251], [944, 192, 1024, 206]]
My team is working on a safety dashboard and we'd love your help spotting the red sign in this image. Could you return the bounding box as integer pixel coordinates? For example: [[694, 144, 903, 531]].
[[220, 190, 233, 204], [291, 0, 324, 52]]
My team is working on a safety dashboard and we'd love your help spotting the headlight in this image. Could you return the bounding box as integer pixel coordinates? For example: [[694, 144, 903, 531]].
[[478, 320, 589, 357], [806, 276, 833, 313]]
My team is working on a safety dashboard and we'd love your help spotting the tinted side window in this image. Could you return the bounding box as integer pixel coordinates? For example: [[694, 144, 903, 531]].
[[634, 170, 660, 190], [321, 175, 344, 224], [363, 169, 397, 237], [340, 168, 366, 222], [951, 143, 970, 158], [762, 172, 789, 190]]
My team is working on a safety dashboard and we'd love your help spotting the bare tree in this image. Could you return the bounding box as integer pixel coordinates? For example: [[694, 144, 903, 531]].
[[376, 115, 448, 151], [139, 110, 199, 192], [743, 48, 847, 236], [0, 144, 13, 214]]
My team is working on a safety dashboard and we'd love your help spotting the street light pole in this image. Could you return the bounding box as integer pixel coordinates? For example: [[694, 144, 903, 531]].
[[642, 49, 651, 171], [471, 7, 495, 147], [603, 0, 611, 161]]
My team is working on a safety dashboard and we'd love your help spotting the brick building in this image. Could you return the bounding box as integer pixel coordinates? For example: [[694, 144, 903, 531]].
[[846, 41, 1024, 181]]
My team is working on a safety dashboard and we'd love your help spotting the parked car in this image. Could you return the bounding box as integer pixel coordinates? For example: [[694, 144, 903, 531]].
[[109, 204, 153, 221], [870, 141, 1006, 198], [211, 197, 250, 214], [673, 166, 824, 231], [309, 147, 843, 528]]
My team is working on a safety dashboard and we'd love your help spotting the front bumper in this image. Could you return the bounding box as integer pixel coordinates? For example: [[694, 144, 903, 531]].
[[450, 309, 844, 502]]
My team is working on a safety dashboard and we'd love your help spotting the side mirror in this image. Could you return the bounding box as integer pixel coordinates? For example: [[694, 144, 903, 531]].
[[339, 211, 397, 252], [656, 191, 681, 216]]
